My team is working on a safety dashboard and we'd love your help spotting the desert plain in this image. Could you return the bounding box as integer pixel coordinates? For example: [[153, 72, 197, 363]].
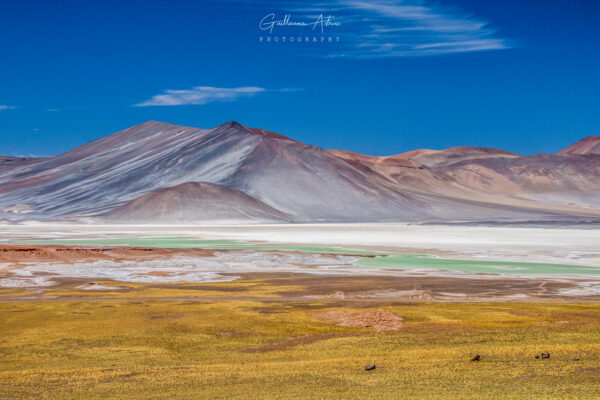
[[1, 222, 600, 399]]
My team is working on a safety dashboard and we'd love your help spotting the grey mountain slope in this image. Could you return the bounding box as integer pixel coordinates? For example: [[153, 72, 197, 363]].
[[0, 120, 598, 223]]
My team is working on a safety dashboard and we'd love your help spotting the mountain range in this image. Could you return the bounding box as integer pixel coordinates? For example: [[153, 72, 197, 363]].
[[1, 120, 599, 224]]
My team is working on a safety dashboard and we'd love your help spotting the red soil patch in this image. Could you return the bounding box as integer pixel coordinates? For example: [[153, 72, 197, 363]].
[[315, 309, 404, 331], [0, 244, 215, 264]]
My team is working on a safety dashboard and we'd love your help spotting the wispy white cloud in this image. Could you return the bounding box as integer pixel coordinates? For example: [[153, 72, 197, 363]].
[[243, 0, 511, 57], [135, 86, 267, 107], [334, 0, 509, 57], [0, 105, 15, 110]]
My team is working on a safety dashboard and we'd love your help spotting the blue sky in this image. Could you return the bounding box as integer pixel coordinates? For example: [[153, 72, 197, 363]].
[[0, 0, 598, 156]]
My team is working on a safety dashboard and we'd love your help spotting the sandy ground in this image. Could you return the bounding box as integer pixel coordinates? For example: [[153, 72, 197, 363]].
[[1, 244, 600, 301], [1, 223, 599, 301], [0, 245, 356, 287], [2, 223, 599, 265]]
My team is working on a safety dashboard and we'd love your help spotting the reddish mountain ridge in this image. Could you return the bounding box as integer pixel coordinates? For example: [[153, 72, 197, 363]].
[[0, 121, 598, 223], [557, 136, 600, 155]]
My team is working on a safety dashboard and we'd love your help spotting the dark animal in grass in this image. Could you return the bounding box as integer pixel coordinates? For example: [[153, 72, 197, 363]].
[[365, 364, 376, 371], [471, 355, 481, 362]]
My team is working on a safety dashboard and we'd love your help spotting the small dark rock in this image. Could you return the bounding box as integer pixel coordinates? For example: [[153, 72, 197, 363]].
[[541, 351, 550, 359], [535, 355, 540, 359], [471, 355, 481, 362], [365, 364, 376, 371]]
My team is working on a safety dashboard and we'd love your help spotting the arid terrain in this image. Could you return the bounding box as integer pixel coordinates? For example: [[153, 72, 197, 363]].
[[1, 121, 599, 224], [2, 223, 600, 301], [1, 0, 597, 396], [1, 223, 600, 398], [1, 244, 600, 302]]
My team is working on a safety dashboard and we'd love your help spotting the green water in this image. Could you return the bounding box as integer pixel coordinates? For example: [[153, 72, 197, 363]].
[[359, 254, 600, 276], [12, 236, 600, 276]]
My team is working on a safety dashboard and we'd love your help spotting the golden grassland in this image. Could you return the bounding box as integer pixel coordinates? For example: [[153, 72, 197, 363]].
[[38, 278, 307, 300], [1, 289, 599, 400]]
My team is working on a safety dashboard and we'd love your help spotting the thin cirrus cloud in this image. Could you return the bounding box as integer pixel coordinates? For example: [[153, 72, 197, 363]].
[[135, 86, 269, 107], [0, 105, 15, 110], [247, 0, 511, 57], [339, 0, 510, 57]]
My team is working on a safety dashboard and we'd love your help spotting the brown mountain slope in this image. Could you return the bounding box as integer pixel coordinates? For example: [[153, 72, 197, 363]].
[[557, 136, 600, 155], [105, 182, 292, 223], [397, 146, 519, 167], [326, 150, 423, 170], [328, 145, 600, 217]]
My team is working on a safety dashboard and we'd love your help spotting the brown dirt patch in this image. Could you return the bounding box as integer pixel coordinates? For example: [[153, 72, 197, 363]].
[[315, 309, 404, 331], [0, 244, 216, 263], [236, 272, 595, 302]]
